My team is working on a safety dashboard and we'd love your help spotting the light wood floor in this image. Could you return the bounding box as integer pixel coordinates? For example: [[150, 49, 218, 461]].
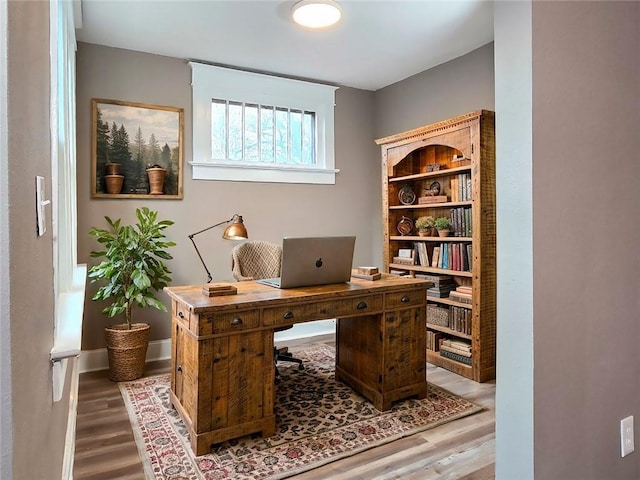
[[73, 335, 495, 480]]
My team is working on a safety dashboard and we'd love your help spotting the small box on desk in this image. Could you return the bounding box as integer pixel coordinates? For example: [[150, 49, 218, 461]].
[[201, 283, 238, 297]]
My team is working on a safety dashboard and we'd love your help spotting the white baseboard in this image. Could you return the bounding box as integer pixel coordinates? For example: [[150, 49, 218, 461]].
[[79, 319, 336, 373]]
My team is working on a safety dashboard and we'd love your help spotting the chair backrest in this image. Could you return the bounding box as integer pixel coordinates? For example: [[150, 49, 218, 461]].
[[231, 241, 282, 282]]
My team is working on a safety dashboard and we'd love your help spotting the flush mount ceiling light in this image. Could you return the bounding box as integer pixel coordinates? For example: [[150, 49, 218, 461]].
[[292, 0, 342, 29]]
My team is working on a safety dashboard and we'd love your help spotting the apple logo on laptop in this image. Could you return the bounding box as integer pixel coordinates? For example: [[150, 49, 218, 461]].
[[315, 258, 323, 268]]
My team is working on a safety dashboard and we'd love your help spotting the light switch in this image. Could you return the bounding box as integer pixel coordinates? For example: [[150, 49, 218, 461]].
[[35, 176, 51, 236]]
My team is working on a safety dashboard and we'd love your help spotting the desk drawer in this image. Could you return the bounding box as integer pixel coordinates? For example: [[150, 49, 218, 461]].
[[208, 311, 260, 334], [385, 289, 425, 309], [263, 294, 383, 326], [173, 302, 192, 328]]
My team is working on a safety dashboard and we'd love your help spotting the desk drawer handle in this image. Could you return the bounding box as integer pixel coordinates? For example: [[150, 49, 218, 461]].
[[283, 311, 295, 320], [401, 295, 410, 303], [356, 301, 368, 310], [231, 317, 243, 326], [178, 311, 185, 319], [177, 365, 182, 372]]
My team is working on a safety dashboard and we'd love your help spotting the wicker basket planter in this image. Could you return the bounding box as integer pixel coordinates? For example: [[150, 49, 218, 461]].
[[104, 323, 150, 382]]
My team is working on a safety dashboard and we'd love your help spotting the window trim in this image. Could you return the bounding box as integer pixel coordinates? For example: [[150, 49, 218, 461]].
[[190, 62, 339, 184]]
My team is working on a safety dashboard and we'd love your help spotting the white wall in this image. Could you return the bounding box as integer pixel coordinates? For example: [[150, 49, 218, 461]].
[[494, 1, 533, 478]]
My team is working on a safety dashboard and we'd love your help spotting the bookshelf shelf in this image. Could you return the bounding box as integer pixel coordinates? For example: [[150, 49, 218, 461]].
[[427, 296, 472, 309], [389, 201, 472, 210], [426, 323, 472, 340], [389, 264, 473, 277], [389, 165, 472, 183], [390, 236, 472, 242], [427, 350, 473, 376], [377, 110, 495, 383]]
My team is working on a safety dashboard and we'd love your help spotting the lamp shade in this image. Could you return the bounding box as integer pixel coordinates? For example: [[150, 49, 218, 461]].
[[222, 214, 248, 240], [292, 0, 342, 29]]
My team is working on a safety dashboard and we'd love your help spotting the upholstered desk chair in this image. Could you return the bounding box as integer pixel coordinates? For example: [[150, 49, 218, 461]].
[[231, 241, 304, 379]]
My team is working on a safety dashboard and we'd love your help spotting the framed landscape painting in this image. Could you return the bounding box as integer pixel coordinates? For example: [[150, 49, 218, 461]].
[[91, 98, 184, 199]]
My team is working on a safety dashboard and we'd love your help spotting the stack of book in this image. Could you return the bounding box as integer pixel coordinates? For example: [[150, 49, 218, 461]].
[[449, 285, 472, 304], [352, 266, 381, 281], [423, 275, 455, 298], [392, 247, 415, 265], [439, 339, 472, 365]]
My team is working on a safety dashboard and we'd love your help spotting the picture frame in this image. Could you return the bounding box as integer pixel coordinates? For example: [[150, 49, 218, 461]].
[[91, 98, 184, 199]]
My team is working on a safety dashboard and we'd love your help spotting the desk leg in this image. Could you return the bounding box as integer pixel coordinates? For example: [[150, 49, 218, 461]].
[[336, 307, 427, 410]]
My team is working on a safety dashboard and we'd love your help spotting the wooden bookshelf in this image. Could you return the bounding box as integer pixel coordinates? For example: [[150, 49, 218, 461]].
[[376, 110, 496, 382]]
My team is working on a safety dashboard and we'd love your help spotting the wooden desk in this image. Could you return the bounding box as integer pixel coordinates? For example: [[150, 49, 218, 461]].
[[165, 274, 429, 455]]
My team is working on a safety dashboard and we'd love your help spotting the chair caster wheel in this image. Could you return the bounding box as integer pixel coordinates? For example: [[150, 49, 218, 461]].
[[298, 364, 304, 371]]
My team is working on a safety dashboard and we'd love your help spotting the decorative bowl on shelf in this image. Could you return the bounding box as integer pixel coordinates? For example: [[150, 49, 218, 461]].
[[396, 216, 413, 236], [398, 185, 416, 205]]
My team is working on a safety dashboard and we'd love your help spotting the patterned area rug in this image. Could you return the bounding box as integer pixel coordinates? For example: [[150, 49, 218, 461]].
[[119, 344, 482, 480]]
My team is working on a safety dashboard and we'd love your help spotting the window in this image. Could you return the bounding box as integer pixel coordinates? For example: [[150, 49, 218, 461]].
[[190, 63, 339, 184], [49, 0, 85, 404]]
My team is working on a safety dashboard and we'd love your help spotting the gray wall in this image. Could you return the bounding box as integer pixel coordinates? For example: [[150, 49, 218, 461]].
[[5, 1, 73, 478], [76, 43, 380, 350], [531, 2, 640, 478], [374, 42, 495, 139], [496, 1, 640, 479]]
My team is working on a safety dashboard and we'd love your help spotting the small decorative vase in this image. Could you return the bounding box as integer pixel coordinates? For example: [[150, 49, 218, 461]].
[[437, 229, 450, 237], [147, 167, 167, 195], [105, 163, 121, 176], [105, 174, 124, 194]]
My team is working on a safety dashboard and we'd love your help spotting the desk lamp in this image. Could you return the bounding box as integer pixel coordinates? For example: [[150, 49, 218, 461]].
[[188, 214, 248, 283]]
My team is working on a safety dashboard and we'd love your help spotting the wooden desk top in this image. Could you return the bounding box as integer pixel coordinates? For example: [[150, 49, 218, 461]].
[[164, 274, 430, 314]]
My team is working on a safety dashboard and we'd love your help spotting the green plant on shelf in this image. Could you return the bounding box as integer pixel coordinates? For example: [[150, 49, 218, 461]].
[[434, 217, 452, 231]]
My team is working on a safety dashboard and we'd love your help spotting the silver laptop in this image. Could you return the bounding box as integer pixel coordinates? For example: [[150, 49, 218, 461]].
[[256, 236, 356, 289]]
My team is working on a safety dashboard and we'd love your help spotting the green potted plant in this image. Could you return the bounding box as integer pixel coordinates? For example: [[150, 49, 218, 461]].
[[414, 216, 435, 236], [434, 217, 452, 237], [88, 207, 175, 381]]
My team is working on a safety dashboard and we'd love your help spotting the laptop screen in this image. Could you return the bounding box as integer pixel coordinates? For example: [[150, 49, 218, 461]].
[[277, 236, 356, 288]]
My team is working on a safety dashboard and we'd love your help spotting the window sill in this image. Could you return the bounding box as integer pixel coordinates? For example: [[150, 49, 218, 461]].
[[190, 162, 339, 185], [50, 264, 87, 402]]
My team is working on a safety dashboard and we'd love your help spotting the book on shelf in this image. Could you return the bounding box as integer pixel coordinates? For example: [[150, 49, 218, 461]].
[[431, 246, 440, 267], [427, 289, 452, 298], [413, 242, 429, 267], [456, 285, 472, 294], [392, 256, 415, 266], [441, 338, 472, 351], [416, 274, 453, 284], [450, 305, 472, 335], [449, 291, 472, 304], [449, 206, 472, 237], [460, 243, 469, 271], [397, 248, 414, 259], [426, 330, 446, 352], [418, 195, 448, 204], [440, 344, 472, 358], [467, 244, 473, 270], [440, 243, 448, 269]]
